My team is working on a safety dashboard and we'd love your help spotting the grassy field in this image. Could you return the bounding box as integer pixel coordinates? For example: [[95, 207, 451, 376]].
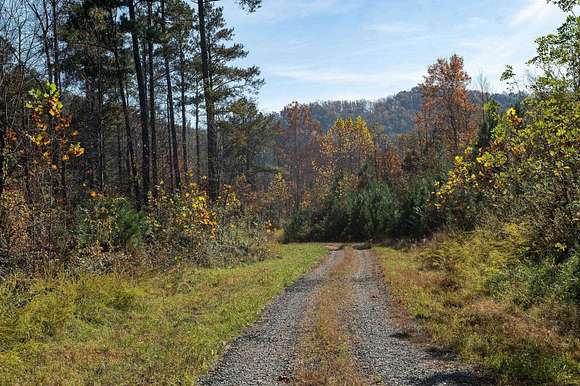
[[375, 244, 580, 385], [0, 243, 327, 385]]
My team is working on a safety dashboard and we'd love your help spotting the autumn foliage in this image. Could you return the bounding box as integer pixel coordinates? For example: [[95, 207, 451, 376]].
[[416, 54, 476, 166]]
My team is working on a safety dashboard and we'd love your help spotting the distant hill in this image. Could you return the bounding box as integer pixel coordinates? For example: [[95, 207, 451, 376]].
[[300, 88, 524, 134]]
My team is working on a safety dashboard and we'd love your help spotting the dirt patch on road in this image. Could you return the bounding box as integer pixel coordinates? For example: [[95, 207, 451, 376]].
[[293, 247, 370, 386]]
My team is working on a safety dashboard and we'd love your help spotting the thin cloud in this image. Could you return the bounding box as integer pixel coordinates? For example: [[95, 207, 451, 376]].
[[510, 0, 563, 27], [366, 22, 425, 35], [269, 67, 424, 86], [459, 0, 567, 91], [228, 0, 361, 23]]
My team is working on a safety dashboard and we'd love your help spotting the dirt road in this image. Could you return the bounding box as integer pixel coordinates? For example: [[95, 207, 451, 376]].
[[200, 247, 488, 386]]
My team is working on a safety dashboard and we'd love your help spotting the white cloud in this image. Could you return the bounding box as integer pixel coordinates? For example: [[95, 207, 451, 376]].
[[510, 0, 563, 27], [457, 0, 570, 91]]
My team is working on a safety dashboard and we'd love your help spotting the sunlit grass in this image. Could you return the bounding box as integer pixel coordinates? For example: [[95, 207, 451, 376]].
[[0, 243, 327, 385], [375, 241, 580, 386]]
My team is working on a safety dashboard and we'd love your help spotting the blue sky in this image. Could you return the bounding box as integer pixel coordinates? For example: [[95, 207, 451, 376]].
[[221, 0, 570, 112]]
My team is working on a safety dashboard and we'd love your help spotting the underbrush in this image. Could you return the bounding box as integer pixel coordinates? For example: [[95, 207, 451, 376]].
[[283, 177, 440, 243], [376, 226, 580, 385], [1, 183, 272, 277], [0, 243, 327, 384]]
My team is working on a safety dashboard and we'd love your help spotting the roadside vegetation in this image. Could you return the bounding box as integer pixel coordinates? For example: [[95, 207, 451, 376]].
[[376, 237, 579, 385], [0, 243, 326, 385]]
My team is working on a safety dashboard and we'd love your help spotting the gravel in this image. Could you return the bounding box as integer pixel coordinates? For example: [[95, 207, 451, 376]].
[[201, 248, 491, 386], [199, 250, 345, 386], [349, 249, 490, 385]]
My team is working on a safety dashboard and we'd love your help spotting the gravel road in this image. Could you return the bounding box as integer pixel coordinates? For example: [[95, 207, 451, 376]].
[[200, 248, 490, 386], [349, 249, 488, 385], [199, 250, 345, 386]]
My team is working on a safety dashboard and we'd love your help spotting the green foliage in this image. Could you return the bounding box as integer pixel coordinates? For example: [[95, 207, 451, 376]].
[[282, 209, 313, 243], [477, 100, 500, 149], [488, 251, 580, 308], [396, 176, 437, 237], [284, 180, 400, 241], [435, 8, 579, 261], [420, 225, 579, 327], [436, 88, 579, 260], [74, 195, 150, 253], [548, 0, 580, 12]]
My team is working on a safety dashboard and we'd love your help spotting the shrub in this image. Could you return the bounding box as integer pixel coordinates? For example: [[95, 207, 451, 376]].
[[396, 175, 439, 237], [206, 212, 272, 265], [282, 209, 313, 243], [74, 195, 149, 254], [421, 225, 579, 332], [147, 183, 272, 266], [284, 179, 400, 242], [434, 84, 579, 262], [147, 183, 217, 262]]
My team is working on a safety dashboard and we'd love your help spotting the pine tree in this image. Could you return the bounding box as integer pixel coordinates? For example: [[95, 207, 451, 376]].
[[195, 0, 261, 200]]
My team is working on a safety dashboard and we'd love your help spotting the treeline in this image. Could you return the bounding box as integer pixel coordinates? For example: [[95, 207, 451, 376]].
[[0, 0, 267, 207], [0, 0, 578, 284], [282, 3, 579, 266], [303, 87, 524, 135]]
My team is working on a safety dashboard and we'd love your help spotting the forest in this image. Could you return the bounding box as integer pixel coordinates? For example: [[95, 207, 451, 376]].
[[0, 0, 578, 385]]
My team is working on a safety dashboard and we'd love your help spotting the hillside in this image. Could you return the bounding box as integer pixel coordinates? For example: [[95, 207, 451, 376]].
[[304, 88, 524, 134]]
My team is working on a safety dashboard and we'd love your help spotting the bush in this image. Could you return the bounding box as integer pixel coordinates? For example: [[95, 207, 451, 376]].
[[74, 195, 149, 253], [147, 183, 272, 266], [489, 251, 580, 309], [284, 179, 400, 242], [146, 184, 218, 263], [421, 224, 579, 332], [206, 211, 272, 265], [282, 209, 313, 243], [0, 187, 74, 275], [434, 89, 579, 262], [396, 175, 439, 237]]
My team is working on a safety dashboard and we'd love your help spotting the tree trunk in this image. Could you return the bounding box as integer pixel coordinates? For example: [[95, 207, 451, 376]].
[[161, 0, 181, 191], [195, 82, 201, 184], [97, 83, 105, 191], [118, 75, 139, 203], [50, 0, 60, 89], [0, 121, 5, 199], [147, 0, 158, 190], [111, 10, 140, 203], [116, 122, 123, 189], [197, 0, 218, 200], [0, 56, 5, 198], [128, 0, 151, 204], [166, 100, 175, 191], [179, 47, 188, 179]]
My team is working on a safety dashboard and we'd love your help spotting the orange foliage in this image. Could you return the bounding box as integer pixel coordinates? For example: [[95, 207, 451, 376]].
[[416, 55, 476, 163], [276, 102, 322, 211]]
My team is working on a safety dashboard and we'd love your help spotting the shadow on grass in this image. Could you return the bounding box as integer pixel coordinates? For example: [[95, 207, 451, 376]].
[[411, 371, 495, 385]]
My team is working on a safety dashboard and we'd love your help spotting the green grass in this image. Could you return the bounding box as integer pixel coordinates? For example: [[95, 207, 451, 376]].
[[375, 242, 580, 386], [0, 243, 327, 385]]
